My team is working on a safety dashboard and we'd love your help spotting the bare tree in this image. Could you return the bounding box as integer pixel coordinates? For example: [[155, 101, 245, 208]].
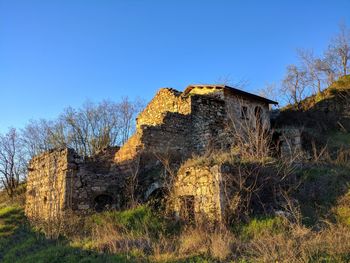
[[257, 83, 279, 108], [281, 65, 309, 109], [0, 128, 26, 197], [297, 49, 329, 94], [21, 118, 68, 158], [119, 97, 138, 145], [22, 119, 54, 158], [325, 22, 350, 77], [21, 98, 143, 158]]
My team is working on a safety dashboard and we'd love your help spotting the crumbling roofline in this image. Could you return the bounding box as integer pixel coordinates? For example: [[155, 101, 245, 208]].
[[183, 84, 278, 105]]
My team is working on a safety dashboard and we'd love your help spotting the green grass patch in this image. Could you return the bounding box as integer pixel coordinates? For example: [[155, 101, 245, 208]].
[[237, 216, 287, 240], [328, 131, 350, 149], [0, 205, 25, 237], [0, 205, 141, 262], [89, 205, 169, 237], [296, 166, 350, 226]]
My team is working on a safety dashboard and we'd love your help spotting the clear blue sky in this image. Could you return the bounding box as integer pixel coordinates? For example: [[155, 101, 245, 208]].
[[1, 0, 350, 133]]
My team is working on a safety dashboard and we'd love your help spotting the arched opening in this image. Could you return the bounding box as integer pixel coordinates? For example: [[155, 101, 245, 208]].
[[93, 194, 113, 212], [254, 106, 263, 129]]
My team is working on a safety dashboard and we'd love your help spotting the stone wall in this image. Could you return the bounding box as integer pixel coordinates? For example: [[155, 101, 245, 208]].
[[224, 92, 271, 130], [141, 112, 191, 155], [25, 147, 123, 219], [26, 84, 276, 221], [70, 147, 123, 212], [116, 86, 272, 166], [136, 88, 191, 128], [274, 127, 303, 158], [113, 86, 274, 204], [25, 148, 77, 220], [190, 95, 226, 153], [173, 165, 224, 222], [115, 88, 191, 164]]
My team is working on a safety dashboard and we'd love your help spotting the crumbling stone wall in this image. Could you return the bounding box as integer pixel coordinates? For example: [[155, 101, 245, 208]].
[[173, 165, 224, 222], [190, 95, 226, 153], [136, 88, 191, 128], [116, 86, 267, 164], [25, 147, 123, 219], [26, 84, 276, 221], [70, 147, 123, 212], [274, 127, 303, 158], [113, 86, 273, 203], [25, 148, 76, 220], [184, 86, 225, 99], [141, 112, 191, 155]]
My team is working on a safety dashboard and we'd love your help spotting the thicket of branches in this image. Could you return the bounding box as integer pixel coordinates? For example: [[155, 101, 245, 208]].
[[0, 97, 143, 196]]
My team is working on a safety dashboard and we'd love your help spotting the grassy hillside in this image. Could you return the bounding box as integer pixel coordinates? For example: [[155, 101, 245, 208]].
[[274, 75, 350, 153]]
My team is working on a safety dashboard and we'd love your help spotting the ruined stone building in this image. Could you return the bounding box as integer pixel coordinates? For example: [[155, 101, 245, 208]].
[[25, 84, 278, 222]]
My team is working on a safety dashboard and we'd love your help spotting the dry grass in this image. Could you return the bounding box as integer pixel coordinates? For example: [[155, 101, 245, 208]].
[[5, 196, 350, 262], [209, 228, 236, 261], [247, 223, 350, 262], [178, 227, 209, 256], [177, 225, 235, 261], [90, 217, 151, 255]]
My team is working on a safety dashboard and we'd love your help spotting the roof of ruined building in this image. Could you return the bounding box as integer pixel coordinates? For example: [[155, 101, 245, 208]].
[[183, 84, 278, 105]]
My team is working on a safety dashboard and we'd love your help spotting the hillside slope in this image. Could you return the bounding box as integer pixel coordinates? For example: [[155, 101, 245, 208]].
[[274, 75, 350, 149]]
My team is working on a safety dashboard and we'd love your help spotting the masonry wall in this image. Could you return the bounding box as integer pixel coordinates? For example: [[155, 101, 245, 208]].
[[114, 87, 272, 203], [141, 112, 191, 155], [275, 127, 303, 158], [190, 95, 226, 153], [25, 148, 77, 220], [138, 93, 228, 156], [173, 165, 224, 222], [25, 147, 123, 220], [117, 86, 271, 166], [224, 92, 271, 130], [70, 147, 123, 212], [115, 88, 191, 164], [136, 88, 191, 128]]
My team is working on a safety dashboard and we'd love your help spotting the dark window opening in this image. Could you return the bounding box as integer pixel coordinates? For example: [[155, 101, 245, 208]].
[[94, 194, 113, 212], [179, 195, 195, 223], [241, 106, 249, 120]]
